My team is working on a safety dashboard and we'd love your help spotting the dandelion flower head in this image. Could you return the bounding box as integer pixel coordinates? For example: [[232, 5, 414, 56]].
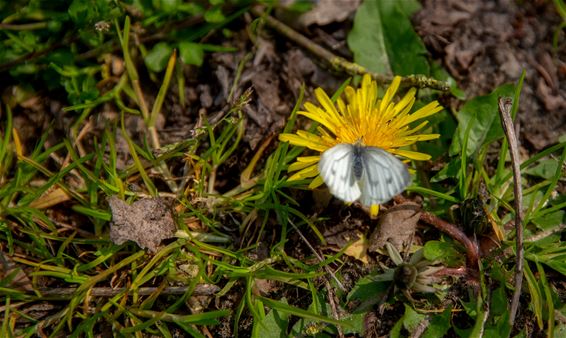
[[279, 74, 443, 193]]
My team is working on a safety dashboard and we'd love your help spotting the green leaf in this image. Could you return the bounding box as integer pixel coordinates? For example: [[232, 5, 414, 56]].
[[145, 42, 174, 72], [489, 285, 508, 316], [531, 209, 564, 231], [204, 6, 225, 23], [155, 0, 181, 13], [179, 42, 204, 66], [259, 296, 353, 328], [430, 158, 460, 182], [346, 275, 391, 313], [68, 0, 91, 25], [524, 159, 560, 179], [449, 84, 515, 157], [391, 304, 427, 338], [68, 0, 112, 26], [257, 298, 289, 338], [423, 240, 464, 267], [347, 0, 429, 75], [422, 308, 451, 338], [524, 263, 544, 330], [402, 304, 426, 332]]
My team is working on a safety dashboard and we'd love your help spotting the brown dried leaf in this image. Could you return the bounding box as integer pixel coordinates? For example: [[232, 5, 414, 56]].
[[368, 203, 421, 252], [298, 0, 360, 27], [343, 236, 369, 264], [109, 197, 177, 253], [29, 187, 71, 209]]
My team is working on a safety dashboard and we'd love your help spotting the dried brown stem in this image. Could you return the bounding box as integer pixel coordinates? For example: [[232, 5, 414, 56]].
[[250, 6, 449, 91], [498, 97, 524, 325]]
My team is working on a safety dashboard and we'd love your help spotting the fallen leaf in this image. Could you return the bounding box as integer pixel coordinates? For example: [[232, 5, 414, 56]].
[[343, 235, 369, 264], [109, 196, 177, 253], [368, 202, 421, 253], [29, 186, 71, 209], [298, 0, 360, 27]]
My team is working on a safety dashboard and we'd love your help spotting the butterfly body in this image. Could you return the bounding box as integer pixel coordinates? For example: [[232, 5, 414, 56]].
[[318, 143, 411, 206], [352, 145, 364, 180]]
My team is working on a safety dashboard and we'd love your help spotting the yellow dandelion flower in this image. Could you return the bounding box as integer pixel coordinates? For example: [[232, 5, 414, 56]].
[[279, 74, 443, 214]]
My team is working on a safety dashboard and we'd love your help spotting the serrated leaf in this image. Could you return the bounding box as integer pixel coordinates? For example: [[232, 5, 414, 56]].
[[449, 84, 515, 157], [347, 0, 429, 75]]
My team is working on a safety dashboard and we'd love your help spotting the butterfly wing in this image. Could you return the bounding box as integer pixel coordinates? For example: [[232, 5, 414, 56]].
[[318, 144, 361, 203], [358, 147, 411, 206]]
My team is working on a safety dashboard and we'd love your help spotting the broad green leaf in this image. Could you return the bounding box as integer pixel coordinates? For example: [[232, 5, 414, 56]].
[[179, 42, 204, 66], [391, 304, 427, 338], [423, 240, 464, 267], [257, 298, 289, 338], [449, 84, 515, 157], [402, 304, 427, 332], [145, 42, 174, 72], [524, 159, 560, 179], [346, 275, 391, 313], [531, 209, 564, 231], [526, 240, 566, 276], [347, 0, 429, 75], [489, 286, 508, 316], [423, 308, 451, 338], [430, 158, 460, 182]]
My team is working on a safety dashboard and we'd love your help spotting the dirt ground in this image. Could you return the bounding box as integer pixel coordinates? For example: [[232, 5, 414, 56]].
[[2, 0, 565, 336], [414, 0, 565, 151]]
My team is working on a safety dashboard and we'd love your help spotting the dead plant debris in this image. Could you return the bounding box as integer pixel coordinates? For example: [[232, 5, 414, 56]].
[[108, 196, 177, 252]]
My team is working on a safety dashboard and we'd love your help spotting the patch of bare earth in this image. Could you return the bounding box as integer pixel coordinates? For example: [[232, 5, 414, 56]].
[[413, 0, 566, 150]]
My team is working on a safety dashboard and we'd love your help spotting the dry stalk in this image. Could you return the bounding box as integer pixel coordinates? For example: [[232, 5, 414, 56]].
[[498, 97, 524, 325]]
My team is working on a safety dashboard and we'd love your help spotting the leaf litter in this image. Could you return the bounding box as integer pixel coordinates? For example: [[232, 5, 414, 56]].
[[108, 196, 177, 252], [414, 0, 566, 150]]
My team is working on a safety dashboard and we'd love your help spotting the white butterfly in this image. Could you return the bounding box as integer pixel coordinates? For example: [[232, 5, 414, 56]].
[[318, 143, 411, 206]]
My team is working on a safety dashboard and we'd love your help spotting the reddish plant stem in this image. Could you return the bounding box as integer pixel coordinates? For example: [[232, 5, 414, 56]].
[[420, 211, 479, 269]]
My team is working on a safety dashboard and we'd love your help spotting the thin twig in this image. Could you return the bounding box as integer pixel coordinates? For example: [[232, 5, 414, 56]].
[[288, 219, 346, 292], [250, 6, 449, 91], [499, 97, 524, 325], [324, 279, 344, 338]]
